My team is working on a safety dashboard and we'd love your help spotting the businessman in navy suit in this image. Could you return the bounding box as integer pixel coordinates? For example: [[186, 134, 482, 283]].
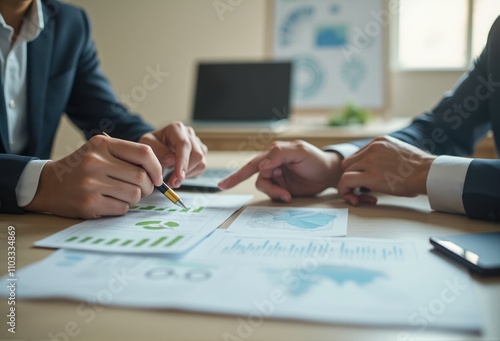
[[220, 16, 500, 222], [0, 0, 206, 218]]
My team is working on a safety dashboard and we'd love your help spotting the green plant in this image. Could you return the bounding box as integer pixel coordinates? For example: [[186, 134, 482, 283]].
[[328, 102, 373, 126]]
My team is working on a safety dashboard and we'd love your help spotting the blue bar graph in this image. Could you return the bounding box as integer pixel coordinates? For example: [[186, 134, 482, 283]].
[[221, 238, 334, 258], [218, 237, 412, 263]]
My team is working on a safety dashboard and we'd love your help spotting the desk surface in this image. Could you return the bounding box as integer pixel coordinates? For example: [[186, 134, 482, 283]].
[[1, 151, 499, 341]]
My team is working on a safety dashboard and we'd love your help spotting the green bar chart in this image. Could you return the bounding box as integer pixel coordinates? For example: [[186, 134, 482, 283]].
[[34, 193, 252, 254], [64, 235, 185, 249]]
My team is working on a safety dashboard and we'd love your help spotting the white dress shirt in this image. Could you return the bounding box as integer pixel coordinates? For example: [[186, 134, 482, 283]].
[[324, 143, 472, 215], [0, 0, 49, 207]]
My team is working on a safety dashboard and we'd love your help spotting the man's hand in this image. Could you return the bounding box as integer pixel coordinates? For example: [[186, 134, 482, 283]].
[[338, 135, 436, 206], [24, 135, 163, 219], [218, 140, 343, 202], [139, 122, 207, 188]]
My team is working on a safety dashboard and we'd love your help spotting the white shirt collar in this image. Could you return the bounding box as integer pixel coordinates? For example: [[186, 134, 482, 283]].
[[0, 0, 44, 44]]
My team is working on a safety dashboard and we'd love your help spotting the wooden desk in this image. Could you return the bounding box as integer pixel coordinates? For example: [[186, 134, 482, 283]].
[[196, 116, 497, 159], [1, 151, 499, 341]]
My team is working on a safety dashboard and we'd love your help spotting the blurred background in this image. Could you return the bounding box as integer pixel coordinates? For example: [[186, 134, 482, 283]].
[[54, 0, 500, 159]]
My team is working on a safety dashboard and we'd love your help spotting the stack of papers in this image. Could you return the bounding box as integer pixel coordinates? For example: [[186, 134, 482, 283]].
[[0, 193, 482, 332]]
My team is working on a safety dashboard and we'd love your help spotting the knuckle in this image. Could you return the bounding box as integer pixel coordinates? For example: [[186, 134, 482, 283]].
[[270, 141, 282, 148], [293, 140, 309, 150], [80, 152, 100, 169], [138, 143, 154, 157], [178, 136, 191, 146], [118, 203, 129, 215], [270, 143, 283, 153], [90, 134, 106, 145], [186, 126, 195, 135], [171, 121, 184, 129], [190, 149, 205, 163], [130, 187, 142, 202], [135, 168, 148, 183]]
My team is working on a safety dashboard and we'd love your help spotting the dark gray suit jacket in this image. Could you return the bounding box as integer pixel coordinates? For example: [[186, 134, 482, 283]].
[[382, 16, 500, 221]]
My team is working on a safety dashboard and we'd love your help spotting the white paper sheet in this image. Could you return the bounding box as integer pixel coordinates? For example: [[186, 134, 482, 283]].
[[226, 206, 347, 237], [2, 239, 481, 331], [34, 192, 252, 254], [184, 230, 417, 266]]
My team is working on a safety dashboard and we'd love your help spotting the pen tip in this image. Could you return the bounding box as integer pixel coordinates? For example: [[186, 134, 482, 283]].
[[177, 200, 187, 210]]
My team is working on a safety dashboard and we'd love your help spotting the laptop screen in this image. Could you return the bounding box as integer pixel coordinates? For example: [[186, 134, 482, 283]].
[[192, 61, 292, 122]]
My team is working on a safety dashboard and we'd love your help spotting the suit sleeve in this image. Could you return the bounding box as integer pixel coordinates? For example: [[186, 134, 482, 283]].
[[64, 9, 154, 142], [0, 155, 39, 213], [350, 17, 500, 221]]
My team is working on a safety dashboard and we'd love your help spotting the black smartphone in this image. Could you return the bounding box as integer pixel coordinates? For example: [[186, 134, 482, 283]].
[[430, 232, 500, 277], [164, 168, 235, 193]]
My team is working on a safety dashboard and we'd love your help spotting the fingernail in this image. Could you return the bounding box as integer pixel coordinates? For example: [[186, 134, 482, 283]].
[[281, 194, 290, 202]]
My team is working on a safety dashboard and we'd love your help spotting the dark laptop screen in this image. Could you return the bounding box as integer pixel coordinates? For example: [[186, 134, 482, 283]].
[[192, 62, 292, 122]]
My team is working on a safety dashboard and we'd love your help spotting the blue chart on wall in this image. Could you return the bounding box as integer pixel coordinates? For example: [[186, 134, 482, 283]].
[[273, 0, 384, 108]]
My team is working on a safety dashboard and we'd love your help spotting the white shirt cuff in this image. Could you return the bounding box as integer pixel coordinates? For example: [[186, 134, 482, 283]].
[[16, 160, 51, 207], [426, 155, 472, 215], [323, 143, 360, 159]]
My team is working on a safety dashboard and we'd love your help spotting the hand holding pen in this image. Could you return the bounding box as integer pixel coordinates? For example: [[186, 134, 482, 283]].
[[103, 132, 186, 209], [23, 121, 205, 219], [24, 134, 166, 219]]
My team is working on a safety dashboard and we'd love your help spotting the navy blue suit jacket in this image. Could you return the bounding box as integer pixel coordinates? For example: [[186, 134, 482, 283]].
[[363, 16, 500, 222], [0, 0, 154, 213]]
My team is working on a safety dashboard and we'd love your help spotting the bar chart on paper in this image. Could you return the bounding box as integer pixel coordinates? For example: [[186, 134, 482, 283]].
[[187, 232, 418, 265], [34, 193, 252, 254], [61, 234, 185, 249]]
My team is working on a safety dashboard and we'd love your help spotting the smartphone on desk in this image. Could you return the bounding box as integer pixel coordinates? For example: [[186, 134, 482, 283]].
[[164, 168, 235, 193], [430, 232, 500, 277]]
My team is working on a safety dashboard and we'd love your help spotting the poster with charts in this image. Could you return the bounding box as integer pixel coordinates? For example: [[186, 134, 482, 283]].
[[226, 206, 347, 236], [274, 0, 385, 108], [34, 192, 252, 254], [2, 241, 481, 331]]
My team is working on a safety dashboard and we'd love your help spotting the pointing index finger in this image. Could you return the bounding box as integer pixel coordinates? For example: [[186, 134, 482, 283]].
[[218, 153, 268, 190]]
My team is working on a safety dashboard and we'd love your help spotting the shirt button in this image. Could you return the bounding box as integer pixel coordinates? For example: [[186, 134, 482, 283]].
[[9, 100, 15, 108]]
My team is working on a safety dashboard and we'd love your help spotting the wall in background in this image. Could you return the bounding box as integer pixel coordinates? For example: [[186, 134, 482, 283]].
[[53, 0, 464, 159]]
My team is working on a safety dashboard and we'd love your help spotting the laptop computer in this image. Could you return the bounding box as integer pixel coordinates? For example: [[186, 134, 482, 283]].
[[189, 61, 292, 132]]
